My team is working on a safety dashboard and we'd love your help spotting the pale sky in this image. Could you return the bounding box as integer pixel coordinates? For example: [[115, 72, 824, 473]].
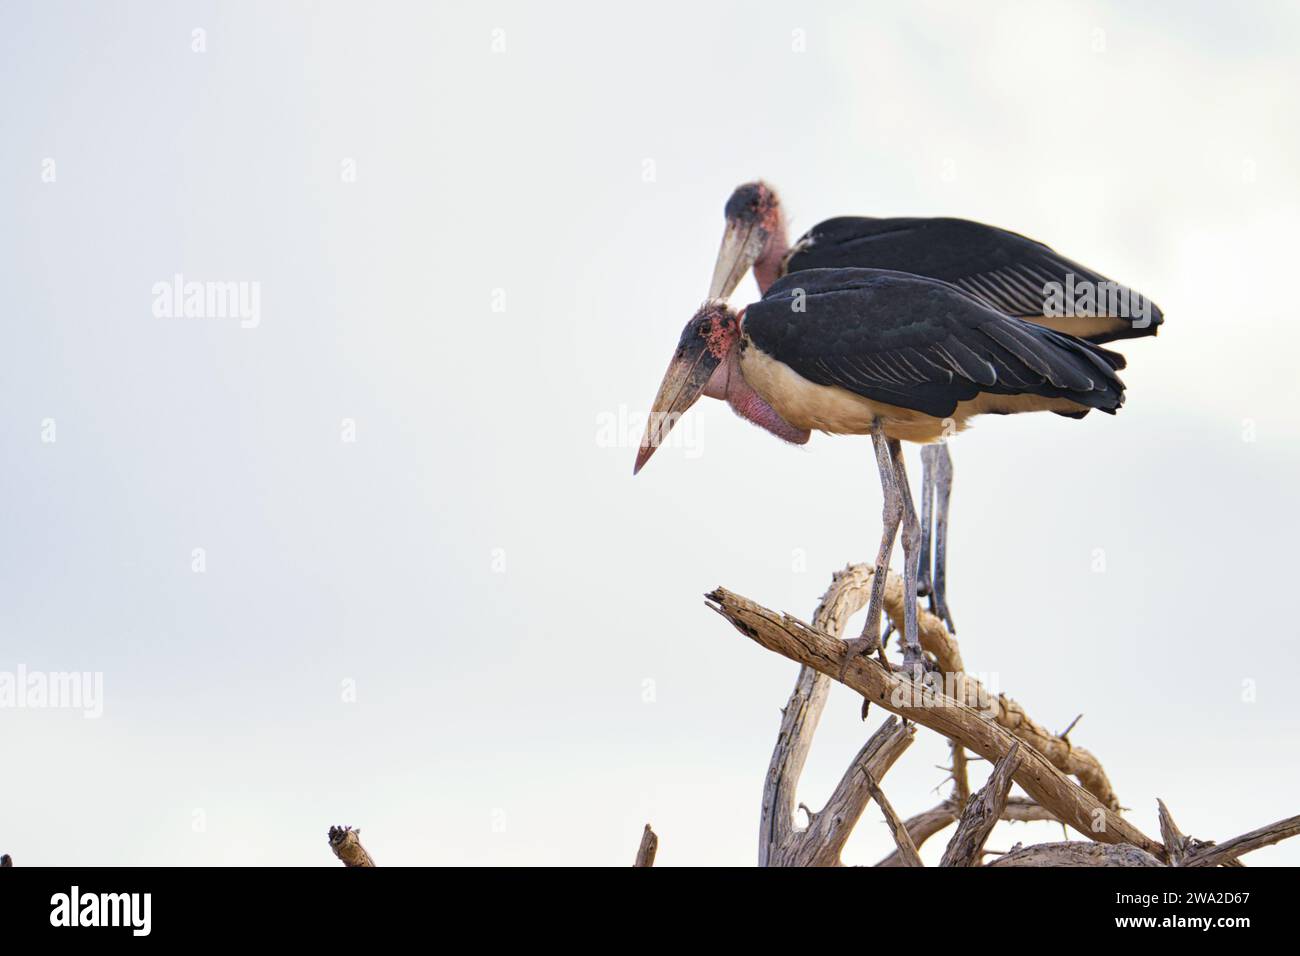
[[2, 0, 1298, 866]]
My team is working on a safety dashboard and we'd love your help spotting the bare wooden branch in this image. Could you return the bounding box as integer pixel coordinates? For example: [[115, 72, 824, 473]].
[[1183, 813, 1300, 868], [874, 569, 1119, 810], [777, 716, 915, 866], [761, 564, 874, 866], [740, 565, 1292, 869], [633, 824, 658, 867], [327, 825, 376, 867], [876, 804, 958, 867], [875, 797, 1057, 867], [1001, 796, 1057, 823], [1157, 799, 1190, 866], [758, 563, 1115, 870], [941, 742, 1022, 866], [757, 565, 920, 867], [988, 842, 1164, 867], [705, 585, 1163, 857], [862, 770, 923, 867], [951, 743, 971, 808]]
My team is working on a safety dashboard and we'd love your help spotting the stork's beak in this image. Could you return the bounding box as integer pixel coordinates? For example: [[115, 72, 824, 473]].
[[634, 326, 723, 475], [707, 219, 767, 301]]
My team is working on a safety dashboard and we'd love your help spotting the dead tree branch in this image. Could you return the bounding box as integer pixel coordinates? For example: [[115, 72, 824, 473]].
[[987, 842, 1164, 867], [327, 826, 376, 867], [876, 797, 1057, 866], [1182, 813, 1300, 867], [1158, 798, 1190, 866], [633, 824, 658, 867], [756, 562, 1111, 868], [760, 564, 875, 866], [776, 717, 915, 866], [862, 770, 924, 866], [705, 585, 1162, 857], [876, 804, 958, 866], [873, 569, 1119, 810], [950, 744, 971, 808], [941, 742, 1021, 866], [758, 563, 917, 867]]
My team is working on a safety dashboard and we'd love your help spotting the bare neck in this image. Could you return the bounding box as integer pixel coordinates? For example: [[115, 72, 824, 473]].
[[753, 212, 790, 294], [703, 342, 810, 446]]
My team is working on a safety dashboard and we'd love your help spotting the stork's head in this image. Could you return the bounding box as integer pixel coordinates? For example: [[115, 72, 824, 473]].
[[634, 302, 740, 475], [709, 181, 784, 300]]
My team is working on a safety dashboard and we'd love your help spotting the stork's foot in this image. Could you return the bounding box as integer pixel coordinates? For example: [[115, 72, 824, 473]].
[[898, 649, 929, 684], [838, 635, 879, 681]]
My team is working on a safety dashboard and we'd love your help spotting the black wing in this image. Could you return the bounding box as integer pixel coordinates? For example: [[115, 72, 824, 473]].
[[783, 217, 1162, 342], [744, 269, 1125, 419]]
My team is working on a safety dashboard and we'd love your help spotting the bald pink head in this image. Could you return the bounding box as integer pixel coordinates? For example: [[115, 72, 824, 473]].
[[709, 181, 790, 300], [634, 302, 808, 475]]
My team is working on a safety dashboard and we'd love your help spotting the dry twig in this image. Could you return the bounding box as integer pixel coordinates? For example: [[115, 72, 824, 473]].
[[862, 770, 924, 867]]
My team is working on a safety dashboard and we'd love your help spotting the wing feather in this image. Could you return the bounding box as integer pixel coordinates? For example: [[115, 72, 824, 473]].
[[748, 269, 1126, 419], [784, 217, 1163, 342]]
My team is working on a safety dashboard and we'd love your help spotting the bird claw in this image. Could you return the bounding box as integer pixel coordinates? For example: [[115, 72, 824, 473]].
[[838, 635, 878, 681], [899, 659, 926, 683]]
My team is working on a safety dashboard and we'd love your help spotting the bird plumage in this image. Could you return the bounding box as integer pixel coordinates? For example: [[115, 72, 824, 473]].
[[742, 268, 1126, 428], [783, 216, 1163, 344]]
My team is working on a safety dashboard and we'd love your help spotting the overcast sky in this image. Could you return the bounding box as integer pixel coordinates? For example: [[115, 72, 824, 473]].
[[3, 0, 1298, 866]]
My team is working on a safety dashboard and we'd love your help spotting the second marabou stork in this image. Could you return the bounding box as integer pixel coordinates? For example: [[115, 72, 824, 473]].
[[633, 268, 1128, 677], [706, 181, 1164, 635]]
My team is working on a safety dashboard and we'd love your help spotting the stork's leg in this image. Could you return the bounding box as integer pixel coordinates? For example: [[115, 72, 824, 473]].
[[840, 421, 901, 674], [930, 440, 956, 634], [917, 444, 936, 601], [880, 618, 896, 652], [890, 439, 926, 677]]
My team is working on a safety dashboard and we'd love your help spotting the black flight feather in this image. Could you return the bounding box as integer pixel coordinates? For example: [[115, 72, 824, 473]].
[[783, 217, 1163, 343], [745, 269, 1126, 420]]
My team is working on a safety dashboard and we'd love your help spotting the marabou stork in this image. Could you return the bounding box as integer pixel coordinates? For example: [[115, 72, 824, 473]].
[[705, 181, 1163, 635], [633, 268, 1128, 676]]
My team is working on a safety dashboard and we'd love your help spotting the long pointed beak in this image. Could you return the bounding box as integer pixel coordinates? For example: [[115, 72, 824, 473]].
[[707, 219, 766, 301], [634, 333, 722, 475]]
